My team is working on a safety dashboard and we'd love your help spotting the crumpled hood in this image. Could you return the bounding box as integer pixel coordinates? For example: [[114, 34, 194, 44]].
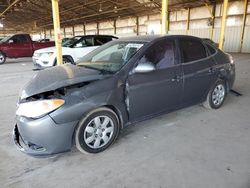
[[20, 64, 105, 100]]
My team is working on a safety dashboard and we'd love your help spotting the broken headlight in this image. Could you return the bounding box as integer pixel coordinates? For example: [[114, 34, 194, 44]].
[[16, 99, 65, 118]]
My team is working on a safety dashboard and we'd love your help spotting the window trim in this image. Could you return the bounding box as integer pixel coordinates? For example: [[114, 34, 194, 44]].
[[204, 42, 218, 57]]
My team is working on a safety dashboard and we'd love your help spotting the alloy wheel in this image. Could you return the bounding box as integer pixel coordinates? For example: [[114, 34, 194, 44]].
[[0, 54, 5, 64], [212, 84, 225, 106], [84, 116, 114, 149]]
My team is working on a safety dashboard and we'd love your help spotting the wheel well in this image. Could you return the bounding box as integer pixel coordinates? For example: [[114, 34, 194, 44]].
[[103, 105, 123, 128], [63, 55, 75, 64], [204, 78, 229, 102], [0, 51, 6, 57], [71, 105, 123, 147], [53, 55, 75, 65], [219, 77, 229, 93]]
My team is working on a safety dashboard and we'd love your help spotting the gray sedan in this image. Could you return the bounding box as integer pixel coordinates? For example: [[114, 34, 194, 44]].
[[14, 35, 235, 155]]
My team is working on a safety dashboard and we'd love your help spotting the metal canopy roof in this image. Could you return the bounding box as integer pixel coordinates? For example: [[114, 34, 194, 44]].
[[0, 0, 222, 32]]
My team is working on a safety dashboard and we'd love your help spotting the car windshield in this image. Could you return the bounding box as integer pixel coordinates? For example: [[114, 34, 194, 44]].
[[1, 36, 12, 43], [62, 36, 82, 47], [77, 41, 145, 73]]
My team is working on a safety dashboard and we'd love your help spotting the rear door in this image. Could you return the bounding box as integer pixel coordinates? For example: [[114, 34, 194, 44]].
[[127, 38, 183, 121], [179, 37, 218, 106]]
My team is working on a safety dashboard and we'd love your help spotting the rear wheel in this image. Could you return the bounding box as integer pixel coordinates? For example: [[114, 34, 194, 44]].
[[75, 107, 120, 154], [203, 80, 227, 109], [0, 52, 6, 65]]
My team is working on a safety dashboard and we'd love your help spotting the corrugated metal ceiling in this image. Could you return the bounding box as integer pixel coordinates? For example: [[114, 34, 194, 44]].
[[0, 0, 225, 31]]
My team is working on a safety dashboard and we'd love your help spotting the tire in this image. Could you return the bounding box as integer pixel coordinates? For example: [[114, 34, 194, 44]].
[[75, 107, 120, 154], [63, 56, 74, 64], [203, 80, 227, 109], [0, 52, 6, 65]]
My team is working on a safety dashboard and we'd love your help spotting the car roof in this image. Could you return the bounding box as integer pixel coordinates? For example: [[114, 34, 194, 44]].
[[118, 35, 161, 42], [73, 34, 204, 42], [115, 34, 204, 43], [74, 35, 118, 38]]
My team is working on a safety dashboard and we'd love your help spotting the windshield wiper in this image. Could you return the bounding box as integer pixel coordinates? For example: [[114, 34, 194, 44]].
[[99, 69, 113, 74], [77, 64, 113, 74]]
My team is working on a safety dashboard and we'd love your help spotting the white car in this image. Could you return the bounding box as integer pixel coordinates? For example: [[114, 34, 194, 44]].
[[33, 35, 118, 69]]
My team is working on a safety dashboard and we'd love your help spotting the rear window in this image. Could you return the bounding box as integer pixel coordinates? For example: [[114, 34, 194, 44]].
[[206, 44, 217, 55], [94, 37, 113, 46], [180, 39, 207, 63], [12, 35, 29, 43]]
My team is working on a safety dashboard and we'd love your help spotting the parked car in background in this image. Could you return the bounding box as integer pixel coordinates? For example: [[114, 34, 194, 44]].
[[62, 37, 70, 43], [0, 34, 55, 64], [14, 35, 235, 156], [38, 38, 51, 42], [32, 35, 118, 69]]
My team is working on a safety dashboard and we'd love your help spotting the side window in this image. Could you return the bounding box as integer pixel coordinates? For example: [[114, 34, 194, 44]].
[[137, 39, 175, 70], [206, 44, 217, 55], [85, 38, 94, 46], [74, 38, 93, 47], [20, 35, 29, 43], [11, 36, 21, 43], [180, 39, 207, 63], [12, 35, 29, 43], [94, 37, 112, 46]]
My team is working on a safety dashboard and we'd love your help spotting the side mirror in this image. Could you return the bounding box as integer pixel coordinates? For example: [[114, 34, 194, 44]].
[[133, 62, 156, 74], [8, 39, 14, 43]]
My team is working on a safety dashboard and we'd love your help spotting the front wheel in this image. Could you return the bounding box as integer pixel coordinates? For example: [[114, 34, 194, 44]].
[[203, 80, 227, 109], [0, 52, 6, 65], [75, 107, 120, 154]]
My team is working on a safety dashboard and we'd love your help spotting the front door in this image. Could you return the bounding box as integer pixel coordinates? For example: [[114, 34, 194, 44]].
[[127, 38, 182, 121]]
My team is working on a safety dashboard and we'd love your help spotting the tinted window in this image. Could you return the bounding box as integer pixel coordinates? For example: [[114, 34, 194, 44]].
[[74, 38, 93, 47], [11, 35, 29, 43], [137, 39, 175, 70], [206, 44, 217, 55], [94, 37, 113, 46], [62, 36, 81, 47], [180, 39, 207, 63]]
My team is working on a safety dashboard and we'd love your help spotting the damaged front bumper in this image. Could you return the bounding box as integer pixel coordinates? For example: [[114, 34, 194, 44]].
[[13, 115, 78, 156]]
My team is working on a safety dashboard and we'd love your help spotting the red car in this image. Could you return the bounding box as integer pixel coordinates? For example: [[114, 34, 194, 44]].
[[0, 34, 55, 64]]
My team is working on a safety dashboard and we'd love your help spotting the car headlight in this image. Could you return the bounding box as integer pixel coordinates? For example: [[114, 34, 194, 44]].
[[16, 99, 65, 118], [33, 52, 41, 58], [41, 52, 54, 58]]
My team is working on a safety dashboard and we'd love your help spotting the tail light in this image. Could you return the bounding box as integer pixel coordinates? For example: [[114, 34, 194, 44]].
[[228, 54, 234, 65]]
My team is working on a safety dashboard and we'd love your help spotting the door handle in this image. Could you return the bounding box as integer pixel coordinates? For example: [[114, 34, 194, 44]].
[[117, 80, 124, 88], [171, 75, 181, 82]]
